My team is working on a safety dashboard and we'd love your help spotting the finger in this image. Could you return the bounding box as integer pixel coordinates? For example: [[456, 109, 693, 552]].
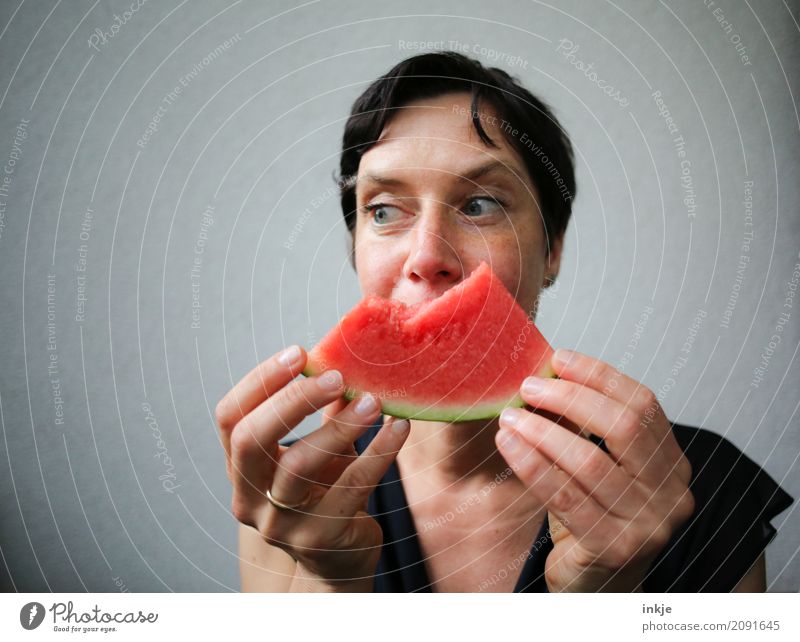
[[549, 349, 668, 439], [230, 370, 346, 499], [313, 446, 359, 488], [533, 407, 584, 437], [270, 394, 383, 506], [216, 345, 306, 460], [495, 427, 619, 543], [518, 376, 678, 482], [499, 408, 644, 517], [322, 396, 349, 424], [317, 416, 411, 517]]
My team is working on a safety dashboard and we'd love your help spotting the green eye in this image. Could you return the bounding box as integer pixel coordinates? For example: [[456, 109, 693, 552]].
[[464, 197, 504, 217], [365, 203, 404, 225]]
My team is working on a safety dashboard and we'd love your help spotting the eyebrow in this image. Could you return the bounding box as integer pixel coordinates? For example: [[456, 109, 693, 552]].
[[357, 160, 517, 190]]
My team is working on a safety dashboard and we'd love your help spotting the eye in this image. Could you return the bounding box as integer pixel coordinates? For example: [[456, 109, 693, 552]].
[[463, 196, 505, 217], [365, 203, 405, 225]]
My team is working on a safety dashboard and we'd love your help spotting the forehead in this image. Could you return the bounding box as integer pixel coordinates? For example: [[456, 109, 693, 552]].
[[356, 92, 529, 187]]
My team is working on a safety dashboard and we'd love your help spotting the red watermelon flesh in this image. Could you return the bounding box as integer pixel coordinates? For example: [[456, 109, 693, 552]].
[[304, 261, 555, 421]]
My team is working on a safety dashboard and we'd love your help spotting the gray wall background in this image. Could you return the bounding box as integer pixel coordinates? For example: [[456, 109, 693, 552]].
[[0, 0, 797, 592]]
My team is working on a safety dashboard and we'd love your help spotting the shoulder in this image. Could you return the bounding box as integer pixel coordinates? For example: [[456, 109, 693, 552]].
[[643, 422, 794, 592], [669, 423, 792, 512]]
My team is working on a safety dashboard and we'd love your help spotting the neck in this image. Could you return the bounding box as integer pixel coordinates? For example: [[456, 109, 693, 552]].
[[397, 415, 514, 488]]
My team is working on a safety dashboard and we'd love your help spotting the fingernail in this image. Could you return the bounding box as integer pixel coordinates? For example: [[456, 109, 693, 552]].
[[354, 394, 378, 416], [497, 428, 522, 453], [319, 370, 343, 391], [522, 376, 546, 396], [553, 349, 576, 366], [278, 345, 302, 367], [391, 418, 410, 434], [499, 407, 524, 428]]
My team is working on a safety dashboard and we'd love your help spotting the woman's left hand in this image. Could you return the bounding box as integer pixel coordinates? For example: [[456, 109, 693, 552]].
[[495, 349, 696, 592]]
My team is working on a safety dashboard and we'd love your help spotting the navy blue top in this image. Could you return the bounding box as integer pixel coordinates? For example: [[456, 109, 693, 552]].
[[349, 420, 793, 592]]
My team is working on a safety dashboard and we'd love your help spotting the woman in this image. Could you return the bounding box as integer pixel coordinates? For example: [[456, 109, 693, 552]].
[[216, 52, 793, 592]]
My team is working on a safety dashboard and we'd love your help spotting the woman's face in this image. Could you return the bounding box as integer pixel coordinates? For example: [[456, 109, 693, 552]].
[[353, 92, 561, 316]]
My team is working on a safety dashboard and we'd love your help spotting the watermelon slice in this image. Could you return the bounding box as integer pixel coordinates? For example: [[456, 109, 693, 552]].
[[303, 261, 555, 421]]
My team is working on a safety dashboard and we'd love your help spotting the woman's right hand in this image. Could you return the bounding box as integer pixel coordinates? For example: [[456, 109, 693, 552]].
[[215, 345, 410, 591]]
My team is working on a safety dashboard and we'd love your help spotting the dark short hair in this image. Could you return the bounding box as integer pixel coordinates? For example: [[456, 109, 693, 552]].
[[337, 51, 576, 259]]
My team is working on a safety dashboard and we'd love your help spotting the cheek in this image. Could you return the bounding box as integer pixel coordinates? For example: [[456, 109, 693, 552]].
[[483, 227, 547, 312], [353, 230, 403, 297]]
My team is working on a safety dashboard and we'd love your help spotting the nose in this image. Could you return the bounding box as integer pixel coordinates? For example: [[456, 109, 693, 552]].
[[402, 203, 463, 286]]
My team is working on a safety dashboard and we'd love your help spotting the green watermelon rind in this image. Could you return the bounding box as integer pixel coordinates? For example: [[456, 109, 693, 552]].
[[362, 395, 526, 422]]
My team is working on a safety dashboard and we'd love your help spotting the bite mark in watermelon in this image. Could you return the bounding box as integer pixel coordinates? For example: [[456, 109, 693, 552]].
[[304, 261, 555, 421]]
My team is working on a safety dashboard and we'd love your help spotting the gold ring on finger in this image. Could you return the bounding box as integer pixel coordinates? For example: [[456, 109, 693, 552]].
[[266, 487, 311, 511]]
